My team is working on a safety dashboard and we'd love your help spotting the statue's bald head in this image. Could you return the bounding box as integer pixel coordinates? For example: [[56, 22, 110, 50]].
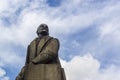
[[36, 23, 49, 37]]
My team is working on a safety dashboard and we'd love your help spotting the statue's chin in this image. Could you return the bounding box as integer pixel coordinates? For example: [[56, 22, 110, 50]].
[[40, 31, 48, 36]]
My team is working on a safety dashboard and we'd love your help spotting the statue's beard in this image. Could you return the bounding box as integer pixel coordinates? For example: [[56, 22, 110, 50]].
[[38, 31, 48, 38]]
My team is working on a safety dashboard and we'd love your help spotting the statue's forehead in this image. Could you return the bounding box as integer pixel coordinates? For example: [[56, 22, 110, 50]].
[[38, 26, 48, 30], [39, 24, 48, 28]]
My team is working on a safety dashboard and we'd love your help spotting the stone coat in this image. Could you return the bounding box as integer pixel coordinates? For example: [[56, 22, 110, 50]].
[[16, 36, 66, 80]]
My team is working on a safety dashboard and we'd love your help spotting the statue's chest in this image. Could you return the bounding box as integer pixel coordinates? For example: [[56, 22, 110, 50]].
[[29, 38, 47, 59]]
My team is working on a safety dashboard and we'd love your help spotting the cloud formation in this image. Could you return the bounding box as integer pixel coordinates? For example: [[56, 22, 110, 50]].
[[0, 68, 9, 80], [0, 0, 120, 80], [61, 54, 120, 80]]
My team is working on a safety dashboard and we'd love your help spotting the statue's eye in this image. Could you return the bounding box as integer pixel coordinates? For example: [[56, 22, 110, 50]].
[[40, 27, 44, 29]]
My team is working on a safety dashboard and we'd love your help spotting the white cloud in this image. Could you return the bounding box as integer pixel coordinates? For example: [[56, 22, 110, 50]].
[[0, 67, 9, 80], [0, 0, 120, 47], [0, 68, 6, 77], [99, 18, 120, 46], [0, 52, 24, 68], [0, 0, 27, 12], [61, 54, 120, 80], [98, 1, 120, 44]]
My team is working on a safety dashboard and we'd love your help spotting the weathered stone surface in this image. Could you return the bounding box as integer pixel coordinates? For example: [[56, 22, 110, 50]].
[[16, 24, 66, 80]]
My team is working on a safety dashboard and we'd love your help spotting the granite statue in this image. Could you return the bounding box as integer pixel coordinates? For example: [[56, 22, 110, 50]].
[[16, 24, 66, 80]]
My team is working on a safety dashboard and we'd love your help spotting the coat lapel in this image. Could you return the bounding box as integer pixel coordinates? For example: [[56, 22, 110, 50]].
[[37, 36, 51, 55]]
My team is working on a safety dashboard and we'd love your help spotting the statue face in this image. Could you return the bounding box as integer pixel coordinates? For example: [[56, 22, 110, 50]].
[[37, 24, 49, 37]]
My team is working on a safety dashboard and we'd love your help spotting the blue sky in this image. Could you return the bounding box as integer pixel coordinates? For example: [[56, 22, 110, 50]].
[[0, 0, 120, 80]]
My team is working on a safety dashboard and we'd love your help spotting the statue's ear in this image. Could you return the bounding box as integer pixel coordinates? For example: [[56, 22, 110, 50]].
[[36, 30, 39, 36]]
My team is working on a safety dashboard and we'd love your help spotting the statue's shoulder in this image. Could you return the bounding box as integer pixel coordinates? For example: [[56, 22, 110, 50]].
[[29, 37, 38, 45], [49, 36, 60, 44], [51, 37, 60, 48], [48, 36, 59, 41]]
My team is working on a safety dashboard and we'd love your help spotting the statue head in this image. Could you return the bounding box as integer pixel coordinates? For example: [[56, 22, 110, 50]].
[[36, 23, 49, 37]]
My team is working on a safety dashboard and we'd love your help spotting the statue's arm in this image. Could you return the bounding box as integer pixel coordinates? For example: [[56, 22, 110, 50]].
[[32, 38, 59, 64], [25, 45, 30, 65]]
